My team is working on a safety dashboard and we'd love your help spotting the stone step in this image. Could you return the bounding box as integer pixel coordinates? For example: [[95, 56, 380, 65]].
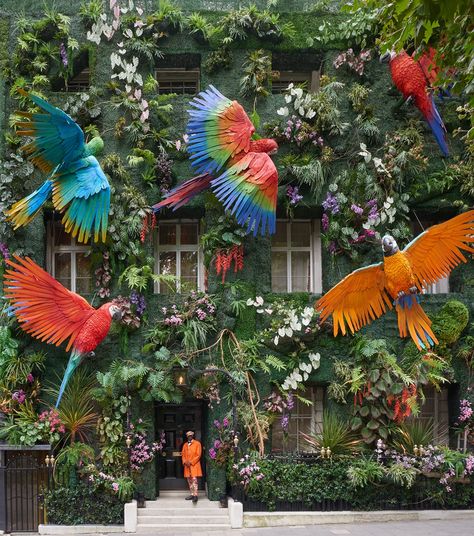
[[143, 499, 221, 508], [139, 507, 225, 516], [136, 523, 230, 533], [138, 514, 229, 525]]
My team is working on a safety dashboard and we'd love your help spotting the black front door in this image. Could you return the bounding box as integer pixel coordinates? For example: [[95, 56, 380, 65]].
[[156, 402, 205, 490]]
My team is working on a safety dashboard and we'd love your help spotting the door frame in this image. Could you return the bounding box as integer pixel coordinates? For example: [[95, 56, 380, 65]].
[[155, 400, 207, 493]]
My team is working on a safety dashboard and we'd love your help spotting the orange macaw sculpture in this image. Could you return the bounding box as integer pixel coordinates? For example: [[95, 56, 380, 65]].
[[316, 211, 474, 350]]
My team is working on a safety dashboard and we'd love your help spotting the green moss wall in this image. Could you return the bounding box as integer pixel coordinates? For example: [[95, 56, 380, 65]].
[[1, 0, 472, 500]]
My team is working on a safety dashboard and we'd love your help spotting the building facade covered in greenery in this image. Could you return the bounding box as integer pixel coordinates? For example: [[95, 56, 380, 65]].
[[0, 0, 473, 521]]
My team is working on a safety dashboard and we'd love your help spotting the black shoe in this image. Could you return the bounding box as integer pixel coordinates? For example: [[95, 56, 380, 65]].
[[185, 495, 194, 500], [192, 495, 198, 503]]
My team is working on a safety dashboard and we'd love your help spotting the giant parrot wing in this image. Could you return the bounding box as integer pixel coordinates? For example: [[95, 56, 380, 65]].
[[403, 210, 474, 290], [4, 256, 95, 351], [15, 90, 86, 174], [52, 156, 111, 243], [211, 152, 278, 236], [315, 263, 391, 336], [186, 85, 255, 175]]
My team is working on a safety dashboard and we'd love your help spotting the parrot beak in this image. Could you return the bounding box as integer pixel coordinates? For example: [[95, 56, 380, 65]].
[[379, 51, 391, 63], [112, 308, 122, 321]]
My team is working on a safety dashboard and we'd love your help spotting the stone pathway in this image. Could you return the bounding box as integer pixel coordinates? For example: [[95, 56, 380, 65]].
[[28, 519, 473, 536]]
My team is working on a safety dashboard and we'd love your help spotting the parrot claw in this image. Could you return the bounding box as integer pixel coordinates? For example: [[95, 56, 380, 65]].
[[409, 286, 418, 294], [397, 290, 406, 298], [404, 96, 413, 107], [88, 351, 95, 358]]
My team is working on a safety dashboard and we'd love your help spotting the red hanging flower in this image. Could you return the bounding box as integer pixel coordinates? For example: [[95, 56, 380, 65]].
[[214, 244, 245, 282]]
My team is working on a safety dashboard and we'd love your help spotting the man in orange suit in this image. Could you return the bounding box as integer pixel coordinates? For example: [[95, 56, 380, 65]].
[[182, 430, 202, 503]]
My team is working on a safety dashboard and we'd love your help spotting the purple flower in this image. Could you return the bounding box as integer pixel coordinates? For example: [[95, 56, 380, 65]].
[[286, 392, 295, 411], [12, 390, 26, 404], [112, 482, 119, 492], [26, 373, 34, 383], [328, 241, 338, 254], [213, 419, 221, 429], [209, 448, 217, 459], [214, 439, 222, 449], [222, 417, 229, 427], [287, 186, 303, 206], [321, 213, 329, 231], [322, 192, 340, 215], [280, 414, 289, 431], [351, 204, 364, 216], [0, 242, 9, 260], [59, 42, 68, 67]]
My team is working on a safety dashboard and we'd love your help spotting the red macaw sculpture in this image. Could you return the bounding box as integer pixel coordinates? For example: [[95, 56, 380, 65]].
[[381, 50, 449, 157], [4, 256, 121, 407], [316, 211, 474, 350], [152, 85, 279, 236]]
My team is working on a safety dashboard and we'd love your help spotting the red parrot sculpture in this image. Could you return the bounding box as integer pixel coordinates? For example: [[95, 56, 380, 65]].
[[381, 50, 449, 157], [3, 256, 121, 407], [316, 211, 474, 350], [153, 85, 279, 236]]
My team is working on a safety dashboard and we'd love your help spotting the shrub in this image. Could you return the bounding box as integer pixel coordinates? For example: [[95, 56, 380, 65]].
[[45, 483, 124, 525]]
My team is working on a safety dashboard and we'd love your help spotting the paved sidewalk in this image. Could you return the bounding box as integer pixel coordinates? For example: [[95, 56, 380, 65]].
[[32, 519, 473, 536]]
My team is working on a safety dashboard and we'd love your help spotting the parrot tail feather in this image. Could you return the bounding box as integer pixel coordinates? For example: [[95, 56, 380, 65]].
[[426, 94, 449, 157], [395, 294, 438, 351], [55, 350, 83, 408], [153, 174, 211, 212], [6, 180, 53, 228]]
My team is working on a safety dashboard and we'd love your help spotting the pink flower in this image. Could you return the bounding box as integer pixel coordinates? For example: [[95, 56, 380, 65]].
[[112, 482, 119, 492]]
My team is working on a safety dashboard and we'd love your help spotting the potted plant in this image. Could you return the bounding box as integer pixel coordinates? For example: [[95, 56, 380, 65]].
[[186, 13, 214, 45]]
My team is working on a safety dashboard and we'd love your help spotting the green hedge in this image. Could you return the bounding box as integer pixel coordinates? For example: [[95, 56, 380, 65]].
[[45, 483, 124, 525], [241, 458, 474, 511]]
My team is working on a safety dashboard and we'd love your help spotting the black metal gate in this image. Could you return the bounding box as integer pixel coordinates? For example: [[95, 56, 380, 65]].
[[0, 452, 53, 533]]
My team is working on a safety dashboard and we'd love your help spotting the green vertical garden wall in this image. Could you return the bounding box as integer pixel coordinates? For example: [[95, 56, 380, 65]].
[[0, 0, 472, 503]]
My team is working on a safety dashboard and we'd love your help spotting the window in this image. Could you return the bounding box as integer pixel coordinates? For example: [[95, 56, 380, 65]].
[[416, 385, 449, 445], [155, 68, 200, 95], [271, 70, 320, 94], [271, 386, 324, 453], [65, 68, 90, 92], [47, 221, 91, 294], [271, 53, 322, 94], [412, 219, 449, 293], [271, 220, 322, 293], [154, 221, 203, 293]]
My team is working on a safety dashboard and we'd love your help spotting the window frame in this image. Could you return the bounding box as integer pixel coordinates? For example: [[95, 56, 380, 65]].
[[46, 220, 92, 294], [271, 219, 322, 294], [271, 69, 321, 94], [271, 385, 325, 453], [155, 67, 200, 95], [153, 219, 204, 294]]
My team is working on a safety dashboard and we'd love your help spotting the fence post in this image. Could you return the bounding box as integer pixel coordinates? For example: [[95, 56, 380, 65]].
[[0, 460, 6, 532]]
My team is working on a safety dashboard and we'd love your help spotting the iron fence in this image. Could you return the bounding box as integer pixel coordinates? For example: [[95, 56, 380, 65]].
[[0, 453, 54, 533]]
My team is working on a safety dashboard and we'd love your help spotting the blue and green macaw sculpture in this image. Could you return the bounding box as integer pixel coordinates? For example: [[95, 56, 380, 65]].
[[6, 90, 110, 243]]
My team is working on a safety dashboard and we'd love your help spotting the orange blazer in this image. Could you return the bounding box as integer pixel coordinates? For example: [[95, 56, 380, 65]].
[[182, 439, 203, 478]]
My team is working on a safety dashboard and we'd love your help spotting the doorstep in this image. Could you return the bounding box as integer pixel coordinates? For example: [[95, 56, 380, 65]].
[[242, 509, 474, 528]]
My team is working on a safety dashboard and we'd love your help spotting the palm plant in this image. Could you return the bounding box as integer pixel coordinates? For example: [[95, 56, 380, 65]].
[[47, 369, 99, 444], [301, 410, 362, 455], [392, 418, 446, 453]]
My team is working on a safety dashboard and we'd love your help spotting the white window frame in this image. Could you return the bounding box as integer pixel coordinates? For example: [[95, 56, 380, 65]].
[[153, 219, 204, 293], [272, 386, 325, 453], [271, 219, 322, 294], [46, 221, 91, 293]]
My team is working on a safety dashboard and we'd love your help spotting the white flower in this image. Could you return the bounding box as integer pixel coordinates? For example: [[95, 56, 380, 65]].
[[265, 309, 273, 315], [285, 327, 293, 338], [277, 107, 289, 116], [306, 109, 316, 119], [278, 327, 286, 337], [294, 88, 303, 99], [303, 372, 309, 380], [246, 298, 254, 306], [255, 296, 264, 306], [284, 94, 292, 103], [273, 336, 279, 346]]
